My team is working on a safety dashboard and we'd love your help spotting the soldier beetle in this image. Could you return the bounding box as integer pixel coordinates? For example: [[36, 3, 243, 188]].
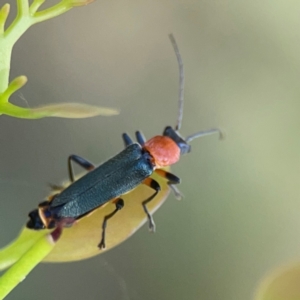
[[27, 34, 221, 249]]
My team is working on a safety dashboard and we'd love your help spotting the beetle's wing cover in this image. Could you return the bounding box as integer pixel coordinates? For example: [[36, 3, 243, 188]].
[[50, 143, 154, 218]]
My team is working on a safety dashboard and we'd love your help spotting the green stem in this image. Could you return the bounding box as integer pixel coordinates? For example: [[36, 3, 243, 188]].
[[0, 41, 12, 94], [0, 0, 98, 119], [0, 75, 27, 103], [0, 4, 10, 35], [4, 15, 32, 45], [0, 228, 46, 271], [29, 0, 46, 15], [5, 0, 31, 41], [1, 0, 31, 94], [0, 103, 56, 119], [0, 0, 69, 94], [33, 0, 72, 24], [1, 0, 78, 94], [0, 233, 56, 299], [17, 0, 29, 16]]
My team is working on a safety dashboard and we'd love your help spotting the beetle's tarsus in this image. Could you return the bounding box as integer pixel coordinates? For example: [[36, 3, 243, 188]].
[[169, 184, 184, 200], [148, 218, 156, 233], [98, 240, 105, 249]]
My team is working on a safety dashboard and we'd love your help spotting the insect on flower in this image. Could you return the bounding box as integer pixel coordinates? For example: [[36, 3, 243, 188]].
[[27, 34, 222, 249]]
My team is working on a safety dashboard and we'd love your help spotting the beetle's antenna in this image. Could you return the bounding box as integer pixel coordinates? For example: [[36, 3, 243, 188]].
[[169, 34, 184, 131], [185, 128, 223, 143]]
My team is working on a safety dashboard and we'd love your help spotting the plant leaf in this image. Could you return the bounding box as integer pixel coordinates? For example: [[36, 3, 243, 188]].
[[0, 102, 119, 119], [29, 103, 119, 118]]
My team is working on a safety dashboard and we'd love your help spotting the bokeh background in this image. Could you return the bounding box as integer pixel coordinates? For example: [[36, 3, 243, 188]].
[[1, 0, 300, 299]]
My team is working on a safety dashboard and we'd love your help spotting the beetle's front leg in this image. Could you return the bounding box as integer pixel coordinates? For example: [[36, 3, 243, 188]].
[[142, 178, 161, 232], [155, 169, 183, 200]]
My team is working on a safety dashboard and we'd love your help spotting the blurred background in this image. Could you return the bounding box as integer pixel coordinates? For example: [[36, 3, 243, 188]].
[[1, 0, 300, 299]]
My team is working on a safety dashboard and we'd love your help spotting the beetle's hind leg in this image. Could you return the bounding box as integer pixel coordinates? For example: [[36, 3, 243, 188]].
[[68, 155, 95, 183], [142, 178, 161, 232], [155, 169, 183, 200], [98, 198, 124, 249]]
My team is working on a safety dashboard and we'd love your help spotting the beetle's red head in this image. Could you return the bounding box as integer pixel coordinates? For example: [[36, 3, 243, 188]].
[[143, 135, 180, 168]]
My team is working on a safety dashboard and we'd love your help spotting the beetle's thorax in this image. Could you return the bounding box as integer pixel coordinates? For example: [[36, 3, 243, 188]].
[[143, 135, 180, 168]]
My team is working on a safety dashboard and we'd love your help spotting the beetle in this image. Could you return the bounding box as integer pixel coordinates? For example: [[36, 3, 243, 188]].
[[27, 34, 221, 249]]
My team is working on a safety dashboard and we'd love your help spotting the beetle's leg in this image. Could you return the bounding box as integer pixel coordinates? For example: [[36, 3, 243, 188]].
[[135, 131, 146, 145], [122, 133, 134, 147], [98, 198, 124, 249], [155, 169, 181, 184], [142, 178, 161, 232], [169, 184, 184, 200], [68, 155, 95, 183], [49, 183, 65, 192], [155, 169, 183, 200]]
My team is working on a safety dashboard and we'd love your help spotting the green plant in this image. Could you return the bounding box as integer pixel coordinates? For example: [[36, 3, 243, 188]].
[[0, 0, 120, 297], [0, 229, 58, 299], [0, 0, 118, 119]]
